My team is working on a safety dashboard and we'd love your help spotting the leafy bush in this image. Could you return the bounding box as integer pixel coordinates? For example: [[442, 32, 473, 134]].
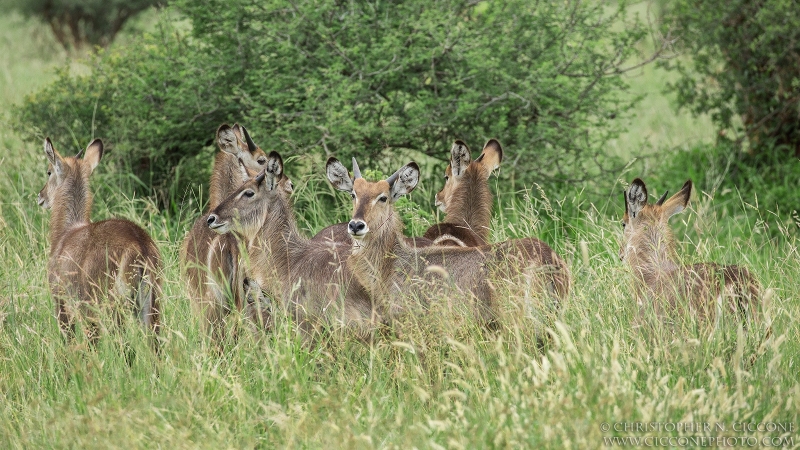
[[15, 0, 651, 210], [660, 0, 800, 157]]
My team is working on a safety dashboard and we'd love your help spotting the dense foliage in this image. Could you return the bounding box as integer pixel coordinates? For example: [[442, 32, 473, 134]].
[[14, 0, 650, 208], [661, 0, 800, 157], [0, 0, 161, 51]]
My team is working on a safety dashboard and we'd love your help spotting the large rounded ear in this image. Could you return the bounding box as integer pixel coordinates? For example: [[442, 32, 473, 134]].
[[449, 140, 471, 178], [475, 139, 503, 174], [387, 162, 420, 200], [626, 178, 648, 220], [82, 139, 104, 171], [44, 138, 64, 176], [326, 157, 353, 192], [217, 123, 240, 156], [263, 151, 284, 191], [662, 180, 692, 219]]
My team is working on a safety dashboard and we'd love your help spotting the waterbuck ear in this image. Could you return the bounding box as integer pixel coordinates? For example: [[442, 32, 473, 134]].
[[44, 138, 64, 176], [217, 123, 240, 156], [263, 151, 284, 191], [626, 178, 648, 220], [83, 139, 104, 171], [662, 180, 692, 219], [450, 140, 471, 177], [387, 162, 420, 200], [326, 157, 352, 192], [475, 138, 503, 175], [283, 178, 294, 194]]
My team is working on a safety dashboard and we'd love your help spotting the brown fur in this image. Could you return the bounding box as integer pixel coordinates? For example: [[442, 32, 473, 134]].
[[39, 138, 162, 343], [329, 160, 571, 327], [208, 152, 377, 342], [426, 139, 503, 245], [179, 124, 274, 342], [621, 178, 761, 329]]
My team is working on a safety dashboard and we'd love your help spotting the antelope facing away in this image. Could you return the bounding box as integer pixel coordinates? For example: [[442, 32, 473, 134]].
[[621, 178, 761, 330], [423, 139, 503, 247], [206, 151, 376, 342], [326, 158, 571, 327], [180, 124, 276, 342], [38, 138, 162, 343], [311, 140, 491, 248]]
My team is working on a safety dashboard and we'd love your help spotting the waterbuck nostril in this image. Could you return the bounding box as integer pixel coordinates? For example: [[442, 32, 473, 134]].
[[348, 220, 366, 235], [207, 214, 218, 226]]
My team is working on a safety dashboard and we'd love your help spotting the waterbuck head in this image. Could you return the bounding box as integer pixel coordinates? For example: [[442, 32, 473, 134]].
[[206, 151, 293, 236], [38, 138, 103, 209], [435, 139, 503, 212], [620, 178, 692, 264], [216, 123, 270, 176], [326, 157, 419, 241]]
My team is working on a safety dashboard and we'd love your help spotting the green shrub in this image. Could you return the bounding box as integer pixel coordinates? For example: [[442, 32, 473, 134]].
[[651, 142, 800, 237], [660, 0, 800, 158], [15, 0, 651, 211]]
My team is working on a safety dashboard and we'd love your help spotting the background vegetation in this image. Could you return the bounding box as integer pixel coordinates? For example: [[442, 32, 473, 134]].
[[0, 1, 798, 447], [659, 0, 800, 221], [0, 0, 163, 51], [11, 0, 656, 208]]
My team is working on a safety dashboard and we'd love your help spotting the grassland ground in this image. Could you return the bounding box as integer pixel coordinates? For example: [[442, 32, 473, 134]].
[[1, 9, 799, 450]]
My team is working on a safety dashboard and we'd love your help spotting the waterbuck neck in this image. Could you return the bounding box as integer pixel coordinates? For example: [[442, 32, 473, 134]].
[[627, 222, 680, 287], [348, 210, 404, 301], [446, 166, 492, 241], [248, 189, 304, 291], [208, 152, 247, 211], [49, 166, 92, 253]]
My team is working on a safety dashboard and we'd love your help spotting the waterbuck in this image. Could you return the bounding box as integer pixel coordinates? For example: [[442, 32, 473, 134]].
[[326, 158, 570, 327], [423, 139, 503, 247], [621, 178, 761, 330], [38, 138, 162, 343], [206, 151, 376, 342], [311, 140, 492, 248], [180, 124, 277, 342]]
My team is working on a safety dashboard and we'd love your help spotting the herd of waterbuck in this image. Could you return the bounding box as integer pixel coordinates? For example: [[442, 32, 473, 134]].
[[36, 123, 763, 349]]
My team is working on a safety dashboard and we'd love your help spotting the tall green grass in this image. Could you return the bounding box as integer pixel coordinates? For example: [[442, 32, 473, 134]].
[[1, 7, 798, 449], [1, 139, 798, 447]]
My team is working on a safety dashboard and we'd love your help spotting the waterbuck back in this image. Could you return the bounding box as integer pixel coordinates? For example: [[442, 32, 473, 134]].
[[39, 138, 162, 344], [621, 178, 761, 330]]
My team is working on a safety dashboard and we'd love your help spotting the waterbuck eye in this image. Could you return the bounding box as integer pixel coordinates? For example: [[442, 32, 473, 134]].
[[244, 190, 255, 198], [378, 195, 388, 203], [257, 157, 267, 165], [47, 171, 52, 177], [444, 175, 449, 181], [350, 192, 356, 200]]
